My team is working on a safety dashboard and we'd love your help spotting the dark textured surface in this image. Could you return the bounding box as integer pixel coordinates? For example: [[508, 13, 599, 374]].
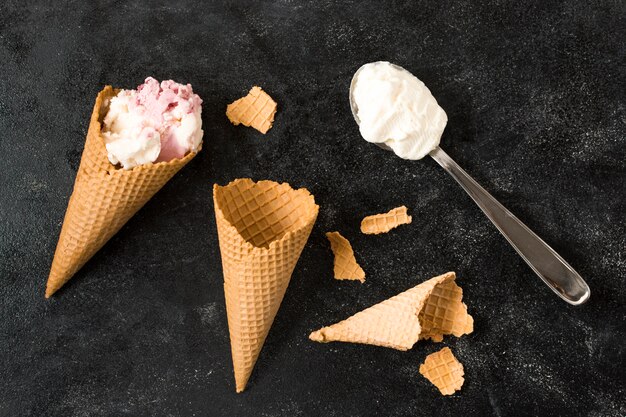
[[1, 1, 625, 416]]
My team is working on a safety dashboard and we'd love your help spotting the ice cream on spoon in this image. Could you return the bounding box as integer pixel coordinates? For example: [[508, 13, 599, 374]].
[[350, 61, 590, 305], [352, 61, 447, 160]]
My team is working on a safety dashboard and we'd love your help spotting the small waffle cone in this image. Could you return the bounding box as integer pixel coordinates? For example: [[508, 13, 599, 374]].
[[213, 179, 319, 393], [309, 272, 472, 350], [226, 86, 277, 134], [360, 206, 412, 235], [46, 86, 197, 298], [326, 232, 365, 283], [419, 347, 465, 395]]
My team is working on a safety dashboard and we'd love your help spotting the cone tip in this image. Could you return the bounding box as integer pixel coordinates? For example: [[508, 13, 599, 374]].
[[309, 329, 325, 342], [44, 285, 55, 299], [235, 377, 249, 393]]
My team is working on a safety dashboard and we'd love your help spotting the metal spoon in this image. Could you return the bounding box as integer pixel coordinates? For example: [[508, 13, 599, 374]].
[[349, 62, 590, 305]]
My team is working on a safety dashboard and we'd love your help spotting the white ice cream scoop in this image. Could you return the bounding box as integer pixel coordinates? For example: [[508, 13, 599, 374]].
[[350, 61, 590, 305]]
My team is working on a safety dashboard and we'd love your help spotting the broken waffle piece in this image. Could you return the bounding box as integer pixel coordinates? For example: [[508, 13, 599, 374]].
[[419, 347, 465, 395], [309, 272, 472, 350], [418, 277, 474, 342], [226, 86, 277, 134], [360, 206, 412, 234], [326, 232, 365, 283]]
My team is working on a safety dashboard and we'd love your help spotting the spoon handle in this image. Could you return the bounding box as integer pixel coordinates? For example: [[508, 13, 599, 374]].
[[429, 146, 590, 305]]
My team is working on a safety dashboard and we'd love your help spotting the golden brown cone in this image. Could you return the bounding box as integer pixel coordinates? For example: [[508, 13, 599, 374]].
[[213, 179, 319, 392], [309, 272, 472, 350], [360, 206, 412, 234], [325, 232, 365, 282], [46, 86, 198, 298], [419, 347, 465, 395]]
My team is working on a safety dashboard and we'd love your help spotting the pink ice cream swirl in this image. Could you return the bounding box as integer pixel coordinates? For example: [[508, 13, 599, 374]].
[[102, 77, 203, 169]]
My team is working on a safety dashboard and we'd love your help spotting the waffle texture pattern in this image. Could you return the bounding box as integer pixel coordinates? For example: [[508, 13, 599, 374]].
[[309, 272, 473, 350], [213, 178, 318, 392], [360, 206, 412, 234], [226, 86, 277, 134], [419, 347, 465, 395], [326, 231, 365, 282]]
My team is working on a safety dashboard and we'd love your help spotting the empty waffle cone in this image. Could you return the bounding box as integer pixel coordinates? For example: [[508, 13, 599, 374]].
[[46, 86, 197, 298], [226, 86, 277, 134], [360, 206, 412, 234], [326, 232, 365, 283], [309, 272, 472, 350], [419, 347, 465, 395], [213, 179, 319, 392]]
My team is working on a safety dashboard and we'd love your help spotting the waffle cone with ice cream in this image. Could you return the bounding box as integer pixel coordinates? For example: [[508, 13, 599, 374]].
[[213, 178, 319, 392], [47, 80, 202, 298]]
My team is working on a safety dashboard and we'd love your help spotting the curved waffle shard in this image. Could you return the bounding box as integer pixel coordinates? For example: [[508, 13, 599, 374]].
[[213, 179, 319, 393], [417, 276, 474, 342], [360, 206, 412, 234], [46, 86, 198, 298], [326, 232, 365, 283], [226, 86, 277, 134], [419, 347, 465, 395], [309, 272, 472, 350]]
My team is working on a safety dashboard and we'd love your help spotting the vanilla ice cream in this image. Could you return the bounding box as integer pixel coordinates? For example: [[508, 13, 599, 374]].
[[352, 61, 447, 160], [102, 77, 203, 169]]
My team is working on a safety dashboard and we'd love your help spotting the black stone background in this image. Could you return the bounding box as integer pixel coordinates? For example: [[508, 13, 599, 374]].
[[1, 1, 625, 416]]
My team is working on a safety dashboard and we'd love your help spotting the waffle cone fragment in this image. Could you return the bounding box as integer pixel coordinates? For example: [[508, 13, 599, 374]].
[[417, 276, 474, 342], [46, 86, 197, 298], [226, 86, 277, 134], [309, 272, 472, 350], [419, 347, 465, 395], [360, 206, 412, 235], [214, 179, 319, 392], [326, 232, 365, 283]]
